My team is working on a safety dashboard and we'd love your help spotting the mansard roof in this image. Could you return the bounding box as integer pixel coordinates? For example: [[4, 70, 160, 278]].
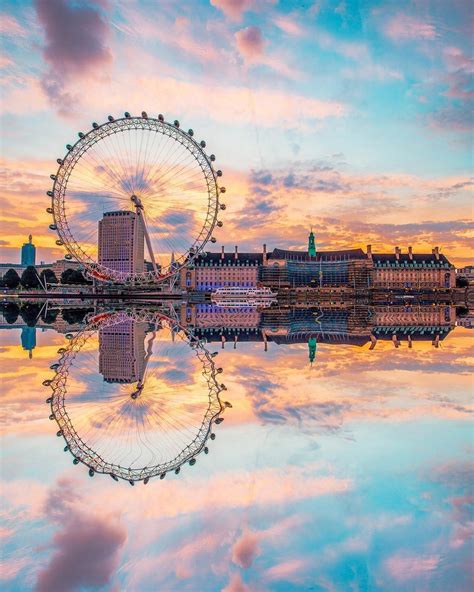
[[269, 248, 367, 262], [193, 252, 263, 266], [372, 253, 452, 267]]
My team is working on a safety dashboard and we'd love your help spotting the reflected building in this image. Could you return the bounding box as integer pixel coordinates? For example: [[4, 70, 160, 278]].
[[98, 211, 145, 275], [99, 319, 147, 383], [181, 302, 457, 350], [21, 326, 36, 358]]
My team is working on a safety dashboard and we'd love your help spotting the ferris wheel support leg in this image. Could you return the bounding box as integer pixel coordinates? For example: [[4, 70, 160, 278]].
[[131, 195, 159, 276]]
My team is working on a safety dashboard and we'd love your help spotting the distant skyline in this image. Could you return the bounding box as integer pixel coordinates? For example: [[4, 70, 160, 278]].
[[0, 0, 472, 266]]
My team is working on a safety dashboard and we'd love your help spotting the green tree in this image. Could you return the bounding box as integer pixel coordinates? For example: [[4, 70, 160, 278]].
[[3, 269, 20, 289], [40, 269, 58, 286], [21, 266, 40, 289]]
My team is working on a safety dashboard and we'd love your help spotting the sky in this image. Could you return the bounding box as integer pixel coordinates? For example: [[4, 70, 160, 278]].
[[0, 312, 473, 591], [0, 0, 473, 266]]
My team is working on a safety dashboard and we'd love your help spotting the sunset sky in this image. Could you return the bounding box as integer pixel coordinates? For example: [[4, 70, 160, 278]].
[[0, 0, 472, 266]]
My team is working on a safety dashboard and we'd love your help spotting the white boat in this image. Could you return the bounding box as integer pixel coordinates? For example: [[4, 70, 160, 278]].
[[211, 286, 277, 300]]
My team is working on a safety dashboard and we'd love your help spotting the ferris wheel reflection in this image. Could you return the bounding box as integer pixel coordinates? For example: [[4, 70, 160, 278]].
[[44, 309, 229, 485]]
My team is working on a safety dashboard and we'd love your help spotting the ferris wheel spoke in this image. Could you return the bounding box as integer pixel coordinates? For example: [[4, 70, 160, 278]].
[[142, 133, 190, 193], [146, 150, 201, 197], [79, 146, 131, 199], [78, 141, 131, 196]]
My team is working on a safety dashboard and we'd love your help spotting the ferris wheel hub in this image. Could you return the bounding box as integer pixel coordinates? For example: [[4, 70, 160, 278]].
[[130, 194, 143, 209]]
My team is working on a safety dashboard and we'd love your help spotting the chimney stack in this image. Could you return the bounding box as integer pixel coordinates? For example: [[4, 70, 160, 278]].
[[366, 244, 372, 259], [408, 246, 413, 260], [234, 245, 238, 261], [395, 246, 401, 260], [221, 245, 225, 260], [432, 246, 439, 260], [263, 243, 267, 264]]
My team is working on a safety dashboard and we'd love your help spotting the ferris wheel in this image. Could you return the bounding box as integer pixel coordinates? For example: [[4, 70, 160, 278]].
[[46, 112, 226, 284], [43, 309, 230, 484]]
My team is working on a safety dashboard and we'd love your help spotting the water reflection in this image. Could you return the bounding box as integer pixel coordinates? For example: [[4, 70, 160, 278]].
[[44, 309, 227, 484], [0, 301, 472, 591]]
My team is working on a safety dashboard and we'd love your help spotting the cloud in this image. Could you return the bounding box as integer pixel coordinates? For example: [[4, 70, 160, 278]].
[[231, 529, 261, 568], [34, 0, 112, 114], [264, 559, 308, 582], [384, 553, 440, 582], [221, 572, 251, 592], [383, 13, 437, 42], [274, 16, 304, 37], [210, 0, 275, 22], [0, 13, 26, 36], [235, 26, 264, 61], [35, 477, 127, 592]]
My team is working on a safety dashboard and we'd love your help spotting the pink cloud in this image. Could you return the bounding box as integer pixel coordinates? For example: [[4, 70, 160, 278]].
[[385, 553, 440, 582], [274, 16, 304, 36], [232, 529, 261, 568], [221, 572, 251, 592], [36, 477, 127, 592], [210, 0, 275, 22], [264, 558, 308, 582], [34, 0, 113, 113], [235, 26, 265, 61], [0, 557, 29, 581], [0, 13, 25, 36], [383, 13, 437, 42]]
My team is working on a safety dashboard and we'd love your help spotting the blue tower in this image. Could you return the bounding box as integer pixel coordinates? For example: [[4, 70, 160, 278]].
[[21, 235, 36, 266], [21, 327, 36, 359]]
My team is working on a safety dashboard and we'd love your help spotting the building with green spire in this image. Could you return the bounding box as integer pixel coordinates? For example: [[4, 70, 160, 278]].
[[308, 337, 317, 364], [308, 229, 316, 257]]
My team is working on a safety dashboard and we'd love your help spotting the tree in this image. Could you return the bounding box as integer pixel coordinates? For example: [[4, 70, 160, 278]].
[[456, 276, 469, 288], [3, 268, 20, 289], [20, 303, 41, 327], [61, 268, 88, 284], [69, 270, 89, 284], [2, 303, 19, 324], [21, 266, 40, 289], [41, 307, 59, 324], [40, 269, 58, 286], [62, 308, 93, 325]]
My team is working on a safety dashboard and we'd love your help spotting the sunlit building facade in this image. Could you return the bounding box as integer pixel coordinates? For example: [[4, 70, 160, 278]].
[[180, 247, 262, 290], [368, 246, 455, 289], [98, 211, 145, 276]]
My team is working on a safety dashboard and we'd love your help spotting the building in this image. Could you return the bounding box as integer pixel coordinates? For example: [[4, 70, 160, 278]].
[[99, 319, 147, 383], [180, 246, 262, 290], [262, 246, 370, 290], [456, 265, 474, 284], [21, 326, 36, 358], [179, 234, 456, 292], [369, 246, 455, 289], [98, 211, 145, 276], [21, 235, 36, 266]]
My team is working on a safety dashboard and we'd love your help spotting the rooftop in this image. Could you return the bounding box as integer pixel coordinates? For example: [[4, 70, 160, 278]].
[[269, 248, 367, 261], [193, 252, 263, 266], [372, 253, 452, 267]]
